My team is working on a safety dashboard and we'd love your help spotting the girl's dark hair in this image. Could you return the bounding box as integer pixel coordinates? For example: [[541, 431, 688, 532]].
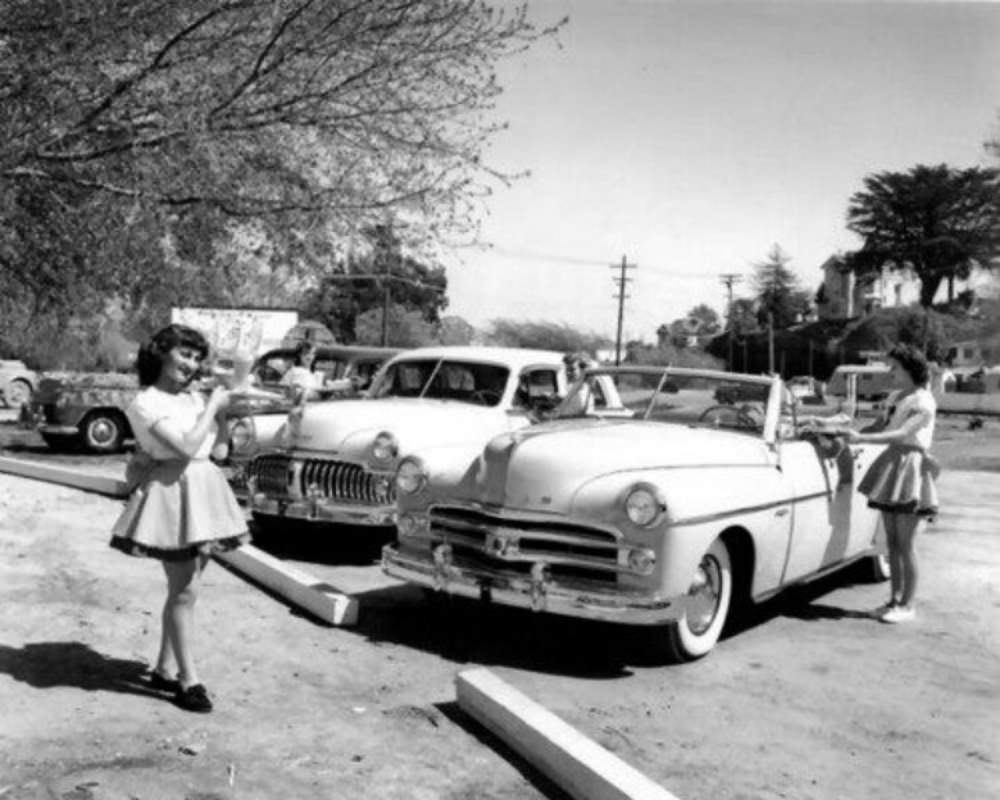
[[888, 343, 930, 386], [293, 340, 318, 369], [136, 324, 210, 386]]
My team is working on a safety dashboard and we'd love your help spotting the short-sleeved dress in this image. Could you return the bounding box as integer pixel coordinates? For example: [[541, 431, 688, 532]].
[[857, 387, 939, 517], [109, 386, 250, 561]]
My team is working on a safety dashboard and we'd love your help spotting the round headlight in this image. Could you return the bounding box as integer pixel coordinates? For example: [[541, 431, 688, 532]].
[[395, 458, 427, 495], [228, 418, 256, 454], [624, 485, 665, 527], [371, 431, 398, 463]]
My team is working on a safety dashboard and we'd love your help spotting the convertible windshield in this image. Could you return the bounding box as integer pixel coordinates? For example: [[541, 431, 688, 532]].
[[368, 359, 510, 407], [555, 369, 778, 433]]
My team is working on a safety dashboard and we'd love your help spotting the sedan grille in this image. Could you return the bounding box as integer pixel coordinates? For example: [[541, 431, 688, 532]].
[[428, 506, 624, 584], [249, 453, 394, 505]]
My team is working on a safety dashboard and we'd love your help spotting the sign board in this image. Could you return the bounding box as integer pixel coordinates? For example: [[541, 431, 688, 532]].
[[170, 307, 299, 359]]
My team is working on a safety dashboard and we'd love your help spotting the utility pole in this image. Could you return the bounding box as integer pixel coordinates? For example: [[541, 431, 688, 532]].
[[719, 273, 742, 372], [610, 255, 636, 365], [768, 312, 775, 373]]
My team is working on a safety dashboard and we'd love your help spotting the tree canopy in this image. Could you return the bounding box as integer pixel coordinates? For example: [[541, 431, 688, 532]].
[[0, 0, 562, 363], [751, 244, 812, 329], [845, 163, 1000, 306]]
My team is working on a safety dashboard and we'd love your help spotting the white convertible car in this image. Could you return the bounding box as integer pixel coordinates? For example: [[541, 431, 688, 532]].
[[382, 366, 890, 661], [244, 346, 576, 528]]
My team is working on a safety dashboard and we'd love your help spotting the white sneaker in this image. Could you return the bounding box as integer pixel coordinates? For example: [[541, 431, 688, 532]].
[[870, 601, 897, 619], [880, 605, 916, 624]]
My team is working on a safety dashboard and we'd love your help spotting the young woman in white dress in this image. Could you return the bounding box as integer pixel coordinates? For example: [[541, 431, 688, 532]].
[[110, 324, 249, 711]]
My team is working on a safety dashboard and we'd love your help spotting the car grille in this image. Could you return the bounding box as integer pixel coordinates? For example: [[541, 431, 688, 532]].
[[249, 453, 394, 505], [428, 506, 624, 584]]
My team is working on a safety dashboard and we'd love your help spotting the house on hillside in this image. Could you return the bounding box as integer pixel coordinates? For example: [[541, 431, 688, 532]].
[[815, 254, 1000, 320]]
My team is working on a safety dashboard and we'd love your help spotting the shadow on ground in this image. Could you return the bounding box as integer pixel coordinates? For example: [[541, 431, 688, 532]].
[[0, 641, 162, 698], [249, 520, 392, 567], [349, 556, 890, 673], [435, 700, 573, 800]]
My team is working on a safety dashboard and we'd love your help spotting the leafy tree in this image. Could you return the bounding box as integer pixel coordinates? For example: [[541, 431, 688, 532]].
[[298, 224, 448, 344], [355, 305, 437, 348], [484, 320, 610, 354], [752, 244, 812, 329], [0, 1, 562, 352], [437, 316, 478, 346], [657, 304, 721, 349], [846, 164, 1000, 306], [727, 298, 760, 336]]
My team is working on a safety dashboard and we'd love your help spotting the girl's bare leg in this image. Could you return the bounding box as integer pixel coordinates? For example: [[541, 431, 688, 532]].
[[895, 514, 924, 608], [883, 513, 902, 605], [160, 555, 208, 688]]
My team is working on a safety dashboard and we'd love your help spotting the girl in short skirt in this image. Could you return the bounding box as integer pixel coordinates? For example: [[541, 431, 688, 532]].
[[110, 324, 249, 711], [847, 344, 938, 624]]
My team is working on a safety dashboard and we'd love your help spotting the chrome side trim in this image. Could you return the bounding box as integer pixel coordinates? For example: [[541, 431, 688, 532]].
[[670, 490, 829, 528]]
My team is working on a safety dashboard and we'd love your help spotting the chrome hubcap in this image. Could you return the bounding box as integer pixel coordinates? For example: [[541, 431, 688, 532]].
[[90, 419, 116, 444], [686, 555, 722, 635]]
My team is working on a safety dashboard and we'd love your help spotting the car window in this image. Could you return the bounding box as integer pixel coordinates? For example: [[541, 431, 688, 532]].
[[514, 369, 559, 408], [370, 359, 510, 406]]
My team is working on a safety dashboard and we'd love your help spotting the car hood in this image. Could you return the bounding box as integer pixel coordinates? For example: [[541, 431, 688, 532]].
[[458, 418, 772, 513], [287, 397, 509, 453]]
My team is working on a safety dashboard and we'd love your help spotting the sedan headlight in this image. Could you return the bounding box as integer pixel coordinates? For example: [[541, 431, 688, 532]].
[[371, 431, 398, 463], [228, 417, 256, 455], [624, 483, 666, 527], [395, 458, 428, 495]]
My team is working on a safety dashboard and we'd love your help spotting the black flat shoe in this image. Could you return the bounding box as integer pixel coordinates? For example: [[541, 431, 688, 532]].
[[175, 683, 213, 713], [148, 671, 181, 693]]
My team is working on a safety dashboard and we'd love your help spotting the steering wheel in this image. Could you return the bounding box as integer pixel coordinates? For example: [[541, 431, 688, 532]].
[[698, 405, 759, 430], [469, 389, 501, 405]]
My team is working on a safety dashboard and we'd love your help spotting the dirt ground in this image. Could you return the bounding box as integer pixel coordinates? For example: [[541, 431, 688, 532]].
[[0, 411, 998, 799]]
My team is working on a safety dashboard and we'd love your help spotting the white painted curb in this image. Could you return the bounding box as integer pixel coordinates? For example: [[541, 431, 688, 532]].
[[456, 668, 682, 800], [216, 544, 358, 626], [0, 456, 357, 626], [0, 456, 128, 496]]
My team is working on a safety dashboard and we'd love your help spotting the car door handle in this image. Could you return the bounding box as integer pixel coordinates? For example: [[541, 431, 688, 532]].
[[775, 507, 790, 517]]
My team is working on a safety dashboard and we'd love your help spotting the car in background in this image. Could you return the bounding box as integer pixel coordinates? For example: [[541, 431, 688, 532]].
[[0, 360, 38, 408], [224, 344, 401, 498], [22, 344, 399, 455], [826, 362, 893, 402], [244, 346, 583, 529], [383, 366, 890, 663]]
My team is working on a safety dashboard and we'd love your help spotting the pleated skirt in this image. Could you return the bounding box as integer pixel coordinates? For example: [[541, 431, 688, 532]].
[[857, 445, 940, 517], [110, 459, 250, 561]]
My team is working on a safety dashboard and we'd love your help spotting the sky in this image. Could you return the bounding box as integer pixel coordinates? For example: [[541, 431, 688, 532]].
[[441, 0, 1000, 343]]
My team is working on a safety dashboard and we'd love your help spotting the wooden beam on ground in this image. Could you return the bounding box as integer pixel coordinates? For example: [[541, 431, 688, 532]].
[[215, 544, 358, 626], [456, 668, 681, 800], [0, 456, 128, 497], [0, 457, 357, 626]]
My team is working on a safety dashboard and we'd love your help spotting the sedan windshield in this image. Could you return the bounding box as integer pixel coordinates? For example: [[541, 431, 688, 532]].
[[368, 359, 510, 407], [556, 369, 777, 433]]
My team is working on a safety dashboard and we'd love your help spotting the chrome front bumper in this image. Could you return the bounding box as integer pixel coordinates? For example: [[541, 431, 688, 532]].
[[249, 493, 395, 526], [382, 544, 678, 625]]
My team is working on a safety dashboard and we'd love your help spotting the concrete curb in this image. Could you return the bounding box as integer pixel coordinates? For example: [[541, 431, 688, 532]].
[[0, 456, 128, 496], [456, 668, 682, 800], [0, 456, 357, 626]]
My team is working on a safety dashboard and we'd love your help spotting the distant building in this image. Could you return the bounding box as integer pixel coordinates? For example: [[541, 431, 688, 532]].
[[815, 254, 1000, 320]]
